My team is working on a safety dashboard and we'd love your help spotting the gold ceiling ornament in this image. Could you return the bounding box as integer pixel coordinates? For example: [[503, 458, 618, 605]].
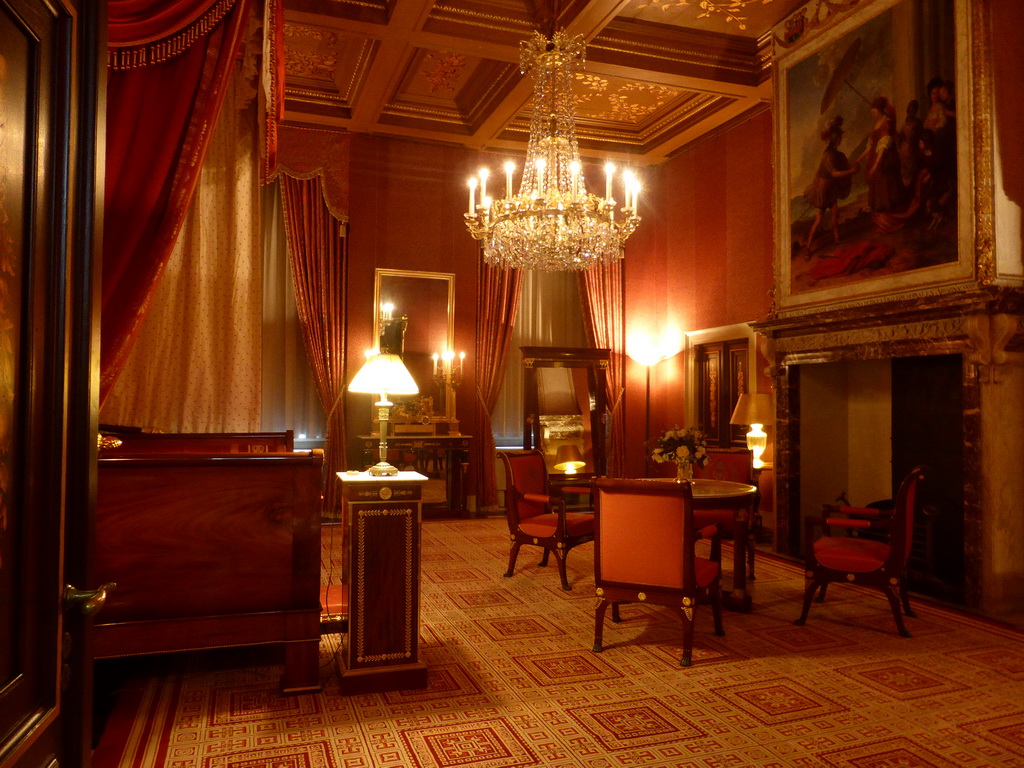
[[634, 0, 775, 31], [463, 30, 641, 271]]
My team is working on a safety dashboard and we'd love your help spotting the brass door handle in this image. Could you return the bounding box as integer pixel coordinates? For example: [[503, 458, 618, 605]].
[[64, 582, 116, 615]]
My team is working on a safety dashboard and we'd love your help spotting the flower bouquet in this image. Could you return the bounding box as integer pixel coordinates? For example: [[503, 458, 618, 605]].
[[651, 425, 709, 481]]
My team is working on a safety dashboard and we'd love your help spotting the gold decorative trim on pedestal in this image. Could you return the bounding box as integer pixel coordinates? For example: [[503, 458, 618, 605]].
[[355, 507, 415, 663]]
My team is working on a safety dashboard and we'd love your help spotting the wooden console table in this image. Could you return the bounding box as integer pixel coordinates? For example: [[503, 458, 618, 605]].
[[357, 434, 472, 515], [336, 471, 428, 695]]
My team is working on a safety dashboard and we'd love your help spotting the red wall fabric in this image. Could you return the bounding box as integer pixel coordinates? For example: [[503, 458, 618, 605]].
[[621, 110, 775, 479], [344, 135, 485, 476], [339, 117, 775, 489]]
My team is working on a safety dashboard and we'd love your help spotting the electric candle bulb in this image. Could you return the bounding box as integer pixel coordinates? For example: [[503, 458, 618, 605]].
[[504, 161, 515, 198], [467, 177, 477, 214], [432, 352, 439, 376], [478, 168, 489, 204], [632, 179, 641, 212], [604, 162, 615, 201], [622, 171, 635, 210]]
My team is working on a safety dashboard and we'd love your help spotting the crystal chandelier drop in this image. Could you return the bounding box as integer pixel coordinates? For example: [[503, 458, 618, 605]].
[[463, 30, 641, 271]]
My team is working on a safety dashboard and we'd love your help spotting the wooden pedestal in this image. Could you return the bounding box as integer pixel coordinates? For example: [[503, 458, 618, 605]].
[[337, 471, 428, 694]]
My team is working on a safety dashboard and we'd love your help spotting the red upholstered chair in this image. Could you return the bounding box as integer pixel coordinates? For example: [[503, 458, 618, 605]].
[[795, 465, 928, 637], [692, 448, 759, 579], [592, 478, 724, 667], [499, 449, 594, 590]]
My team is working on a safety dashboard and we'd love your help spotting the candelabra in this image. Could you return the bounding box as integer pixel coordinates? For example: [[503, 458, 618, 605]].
[[432, 350, 466, 434]]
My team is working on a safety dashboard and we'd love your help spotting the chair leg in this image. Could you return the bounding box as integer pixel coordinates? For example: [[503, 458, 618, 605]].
[[593, 599, 609, 652], [884, 585, 912, 637], [553, 549, 571, 590], [794, 578, 821, 626], [815, 582, 828, 603], [677, 607, 696, 667], [611, 603, 622, 623], [504, 542, 522, 578], [709, 586, 725, 637], [538, 548, 551, 567], [899, 579, 916, 618]]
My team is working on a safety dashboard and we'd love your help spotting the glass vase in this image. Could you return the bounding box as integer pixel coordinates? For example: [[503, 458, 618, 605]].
[[675, 462, 693, 482]]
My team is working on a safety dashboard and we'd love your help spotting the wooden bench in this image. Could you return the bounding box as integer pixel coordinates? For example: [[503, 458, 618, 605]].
[[95, 451, 322, 694]]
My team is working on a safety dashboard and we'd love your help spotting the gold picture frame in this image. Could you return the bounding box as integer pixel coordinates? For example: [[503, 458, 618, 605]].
[[770, 0, 998, 317]]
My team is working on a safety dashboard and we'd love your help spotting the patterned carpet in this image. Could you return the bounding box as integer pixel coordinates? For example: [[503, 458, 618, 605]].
[[94, 517, 1024, 768]]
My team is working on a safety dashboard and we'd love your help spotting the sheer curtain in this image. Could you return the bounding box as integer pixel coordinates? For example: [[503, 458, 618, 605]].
[[260, 180, 325, 443], [491, 269, 589, 445], [100, 78, 262, 431]]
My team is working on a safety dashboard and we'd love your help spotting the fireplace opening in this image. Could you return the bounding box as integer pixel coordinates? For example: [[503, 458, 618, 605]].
[[795, 354, 965, 604]]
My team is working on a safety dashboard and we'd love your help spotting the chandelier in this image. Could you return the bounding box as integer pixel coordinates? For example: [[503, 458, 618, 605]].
[[463, 31, 641, 271]]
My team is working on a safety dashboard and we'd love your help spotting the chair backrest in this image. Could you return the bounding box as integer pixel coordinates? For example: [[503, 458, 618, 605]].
[[499, 449, 551, 522], [693, 448, 753, 484], [593, 478, 697, 592], [888, 465, 928, 568]]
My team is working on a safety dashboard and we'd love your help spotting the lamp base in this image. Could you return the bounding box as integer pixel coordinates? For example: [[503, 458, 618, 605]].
[[367, 461, 400, 477]]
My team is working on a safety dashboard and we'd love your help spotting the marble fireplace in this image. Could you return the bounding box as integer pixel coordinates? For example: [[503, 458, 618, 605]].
[[754, 293, 1024, 617]]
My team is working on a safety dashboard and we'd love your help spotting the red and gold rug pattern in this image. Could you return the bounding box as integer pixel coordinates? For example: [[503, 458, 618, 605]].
[[95, 518, 1024, 768]]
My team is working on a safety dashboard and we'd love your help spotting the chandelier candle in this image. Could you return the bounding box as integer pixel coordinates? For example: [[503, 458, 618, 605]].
[[463, 31, 642, 271]]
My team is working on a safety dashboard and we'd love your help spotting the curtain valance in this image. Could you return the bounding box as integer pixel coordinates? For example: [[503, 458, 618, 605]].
[[108, 0, 238, 69]]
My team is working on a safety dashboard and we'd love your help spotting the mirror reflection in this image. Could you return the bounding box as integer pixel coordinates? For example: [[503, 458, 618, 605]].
[[522, 347, 610, 477]]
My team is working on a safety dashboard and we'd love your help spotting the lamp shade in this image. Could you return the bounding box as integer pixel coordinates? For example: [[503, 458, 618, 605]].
[[554, 444, 586, 473], [729, 393, 773, 426], [348, 353, 419, 396]]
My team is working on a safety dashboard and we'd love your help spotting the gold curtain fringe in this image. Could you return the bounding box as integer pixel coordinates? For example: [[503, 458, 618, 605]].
[[108, 0, 238, 70]]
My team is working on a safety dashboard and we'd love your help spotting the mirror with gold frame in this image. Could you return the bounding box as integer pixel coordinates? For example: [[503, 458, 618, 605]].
[[373, 269, 455, 432]]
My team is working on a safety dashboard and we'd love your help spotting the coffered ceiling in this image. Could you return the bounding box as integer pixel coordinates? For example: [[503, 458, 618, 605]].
[[281, 0, 806, 165]]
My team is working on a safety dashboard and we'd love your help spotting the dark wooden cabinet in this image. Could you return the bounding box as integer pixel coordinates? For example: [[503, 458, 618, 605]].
[[695, 339, 749, 448]]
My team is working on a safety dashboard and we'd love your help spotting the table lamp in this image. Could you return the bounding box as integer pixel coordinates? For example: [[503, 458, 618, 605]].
[[729, 393, 773, 469], [554, 444, 586, 474], [348, 352, 419, 476]]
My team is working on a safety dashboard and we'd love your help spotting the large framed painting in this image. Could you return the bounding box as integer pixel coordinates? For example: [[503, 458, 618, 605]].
[[772, 0, 995, 315]]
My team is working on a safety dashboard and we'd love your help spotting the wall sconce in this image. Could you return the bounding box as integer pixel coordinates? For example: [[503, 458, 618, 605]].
[[554, 444, 586, 474], [729, 393, 773, 469], [348, 352, 419, 476]]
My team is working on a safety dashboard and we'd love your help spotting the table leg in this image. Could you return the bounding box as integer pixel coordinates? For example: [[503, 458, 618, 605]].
[[723, 499, 753, 612]]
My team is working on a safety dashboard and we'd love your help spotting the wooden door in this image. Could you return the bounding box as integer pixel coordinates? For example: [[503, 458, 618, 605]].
[[0, 1, 101, 766]]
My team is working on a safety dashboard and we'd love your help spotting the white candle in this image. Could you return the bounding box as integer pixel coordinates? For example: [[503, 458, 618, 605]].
[[604, 162, 615, 201], [443, 350, 454, 375], [468, 177, 477, 214], [432, 352, 439, 376], [504, 161, 515, 198], [458, 351, 466, 375], [632, 180, 641, 213], [478, 167, 489, 205]]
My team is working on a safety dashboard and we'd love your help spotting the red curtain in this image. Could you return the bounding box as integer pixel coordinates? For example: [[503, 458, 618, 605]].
[[102, 0, 251, 405], [473, 263, 523, 510], [579, 261, 627, 477], [280, 175, 348, 519]]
